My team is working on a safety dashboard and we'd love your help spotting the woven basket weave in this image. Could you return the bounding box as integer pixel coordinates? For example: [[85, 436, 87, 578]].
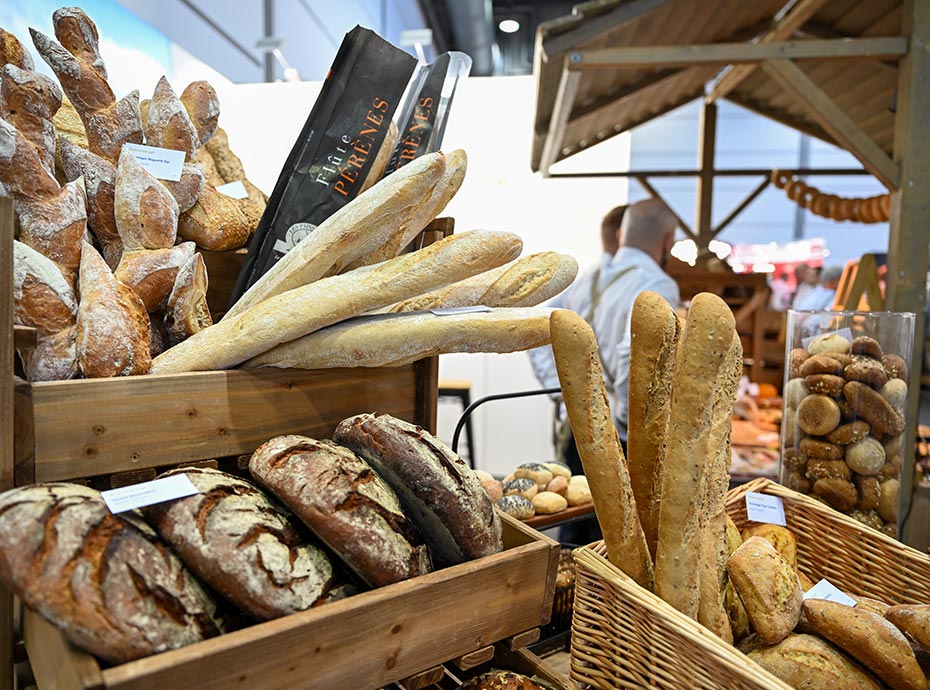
[[570, 477, 930, 689]]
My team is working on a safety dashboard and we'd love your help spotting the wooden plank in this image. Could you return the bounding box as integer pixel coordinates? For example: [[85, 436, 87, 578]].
[[396, 665, 446, 690], [13, 378, 35, 487], [12, 325, 36, 350], [887, 0, 930, 549], [761, 58, 899, 190], [0, 195, 14, 690], [705, 0, 830, 103], [570, 36, 907, 69], [633, 176, 695, 238], [93, 522, 556, 690], [450, 645, 495, 672], [522, 503, 595, 530], [23, 611, 104, 690], [199, 248, 247, 320], [539, 61, 581, 177], [694, 101, 717, 257], [505, 628, 541, 652], [541, 0, 673, 60], [30, 366, 420, 482], [493, 646, 580, 690]]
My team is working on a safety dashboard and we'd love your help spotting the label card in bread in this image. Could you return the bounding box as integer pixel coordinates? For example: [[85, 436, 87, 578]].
[[745, 491, 787, 526], [430, 305, 492, 316], [216, 180, 249, 199], [803, 578, 857, 606], [122, 142, 185, 181], [102, 474, 199, 513]]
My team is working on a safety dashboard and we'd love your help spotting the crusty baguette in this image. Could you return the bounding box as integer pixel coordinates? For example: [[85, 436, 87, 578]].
[[654, 292, 737, 618], [386, 252, 578, 313], [151, 229, 523, 374], [244, 307, 553, 369], [549, 308, 653, 589], [223, 150, 447, 320], [627, 291, 680, 561]]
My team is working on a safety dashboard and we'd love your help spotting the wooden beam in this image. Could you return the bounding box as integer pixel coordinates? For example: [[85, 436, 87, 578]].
[[887, 0, 930, 547], [761, 58, 899, 190], [634, 176, 695, 239], [705, 0, 830, 103], [539, 59, 581, 177], [541, 0, 673, 60], [712, 177, 771, 236], [569, 36, 907, 69], [694, 101, 717, 255], [0, 196, 13, 690]]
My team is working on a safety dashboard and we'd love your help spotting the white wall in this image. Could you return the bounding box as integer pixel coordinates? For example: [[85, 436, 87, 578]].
[[217, 75, 632, 477]]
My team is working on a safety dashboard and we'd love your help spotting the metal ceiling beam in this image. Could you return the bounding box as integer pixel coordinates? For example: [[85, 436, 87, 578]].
[[567, 36, 907, 69], [705, 0, 829, 103]]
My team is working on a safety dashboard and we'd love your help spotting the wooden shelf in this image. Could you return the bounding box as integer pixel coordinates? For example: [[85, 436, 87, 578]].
[[522, 503, 595, 530]]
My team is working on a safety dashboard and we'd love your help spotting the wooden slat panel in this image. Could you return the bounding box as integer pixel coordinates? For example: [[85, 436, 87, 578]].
[[24, 612, 104, 690], [0, 191, 14, 690], [30, 366, 421, 481]]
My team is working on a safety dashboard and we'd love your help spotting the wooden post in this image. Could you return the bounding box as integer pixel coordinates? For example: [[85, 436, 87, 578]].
[[886, 0, 930, 547], [694, 101, 717, 262], [1, 197, 15, 690]]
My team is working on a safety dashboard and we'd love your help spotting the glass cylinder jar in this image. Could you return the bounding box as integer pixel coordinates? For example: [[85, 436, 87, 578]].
[[779, 309, 916, 538]]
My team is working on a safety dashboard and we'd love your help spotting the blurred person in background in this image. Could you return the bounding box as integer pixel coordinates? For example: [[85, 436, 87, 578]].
[[769, 271, 792, 310], [791, 263, 819, 309], [794, 264, 844, 311]]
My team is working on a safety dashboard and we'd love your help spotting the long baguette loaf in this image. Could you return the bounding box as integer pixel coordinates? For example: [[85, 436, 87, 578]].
[[626, 291, 680, 561], [549, 308, 653, 589], [244, 307, 553, 369], [385, 252, 577, 313], [654, 292, 737, 618], [223, 150, 447, 320], [151, 229, 523, 374]]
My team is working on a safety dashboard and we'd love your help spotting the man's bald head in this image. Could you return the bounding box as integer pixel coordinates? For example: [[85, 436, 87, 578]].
[[620, 198, 677, 263], [600, 205, 627, 255]]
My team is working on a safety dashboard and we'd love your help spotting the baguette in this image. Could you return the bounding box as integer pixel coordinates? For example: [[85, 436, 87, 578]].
[[244, 306, 553, 369], [386, 252, 577, 313], [151, 229, 523, 374], [549, 308, 653, 589], [223, 149, 446, 320], [654, 292, 737, 618], [626, 291, 680, 561]]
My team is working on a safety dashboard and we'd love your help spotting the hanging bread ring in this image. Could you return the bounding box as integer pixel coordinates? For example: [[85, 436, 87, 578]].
[[772, 169, 792, 189], [879, 194, 891, 220], [827, 195, 845, 220], [811, 193, 832, 217], [799, 186, 819, 209], [859, 197, 877, 224], [787, 180, 808, 202], [837, 198, 855, 221], [868, 196, 885, 223]]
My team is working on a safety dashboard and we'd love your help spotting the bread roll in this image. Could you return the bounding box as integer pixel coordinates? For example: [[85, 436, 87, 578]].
[[885, 604, 930, 651], [243, 307, 552, 370], [0, 482, 221, 664], [142, 467, 337, 620], [224, 149, 447, 320], [115, 242, 196, 311], [748, 633, 882, 690], [740, 524, 797, 571], [76, 242, 152, 377], [165, 251, 212, 345], [333, 413, 503, 566], [248, 435, 431, 588], [655, 292, 737, 617], [549, 309, 653, 588], [496, 495, 534, 519], [627, 290, 680, 561], [152, 229, 523, 374]]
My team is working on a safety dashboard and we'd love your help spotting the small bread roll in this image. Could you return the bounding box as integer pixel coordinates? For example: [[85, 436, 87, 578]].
[[496, 495, 534, 520], [568, 474, 588, 486], [501, 478, 537, 500], [845, 437, 885, 475], [514, 463, 553, 491], [546, 475, 568, 496], [740, 524, 797, 571], [566, 483, 592, 506], [544, 461, 571, 479], [532, 491, 567, 515]]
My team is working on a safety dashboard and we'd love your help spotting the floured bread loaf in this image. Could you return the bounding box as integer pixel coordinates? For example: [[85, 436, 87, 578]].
[[249, 435, 431, 588], [334, 413, 503, 567]]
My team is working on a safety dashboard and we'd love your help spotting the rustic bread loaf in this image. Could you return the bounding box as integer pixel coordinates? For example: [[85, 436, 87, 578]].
[[739, 523, 798, 571], [114, 146, 179, 250], [549, 308, 653, 589], [655, 292, 737, 617], [152, 229, 523, 374], [145, 75, 198, 157], [885, 604, 930, 650], [747, 633, 882, 690], [24, 324, 78, 382], [0, 482, 222, 664], [249, 435, 431, 588], [13, 239, 76, 337], [200, 126, 266, 228], [0, 63, 61, 174], [223, 149, 447, 320], [52, 96, 89, 154], [333, 413, 503, 566], [804, 598, 924, 690], [180, 80, 220, 147], [76, 241, 152, 377], [243, 306, 552, 370], [16, 176, 88, 282], [165, 251, 212, 345], [177, 184, 250, 251], [0, 115, 61, 201], [115, 242, 197, 311], [142, 467, 337, 620], [161, 162, 206, 214], [627, 290, 680, 561], [458, 671, 550, 690]]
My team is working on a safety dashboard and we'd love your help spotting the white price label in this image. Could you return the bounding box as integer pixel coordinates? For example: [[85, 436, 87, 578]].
[[216, 180, 249, 199], [803, 579, 857, 607], [745, 491, 787, 526], [430, 305, 492, 316], [122, 142, 185, 181], [102, 474, 199, 513]]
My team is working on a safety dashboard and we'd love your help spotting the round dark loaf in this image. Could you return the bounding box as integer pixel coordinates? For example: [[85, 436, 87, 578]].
[[0, 482, 221, 664], [458, 670, 550, 690], [248, 435, 431, 588], [333, 413, 503, 567], [142, 467, 336, 620]]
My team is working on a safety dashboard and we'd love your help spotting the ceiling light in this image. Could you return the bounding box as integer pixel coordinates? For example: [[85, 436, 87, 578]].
[[498, 19, 520, 33]]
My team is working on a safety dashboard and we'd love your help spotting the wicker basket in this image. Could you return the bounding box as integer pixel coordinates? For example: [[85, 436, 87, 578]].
[[570, 477, 930, 690]]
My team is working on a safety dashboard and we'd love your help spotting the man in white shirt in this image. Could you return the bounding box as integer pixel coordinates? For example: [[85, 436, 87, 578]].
[[794, 264, 843, 311]]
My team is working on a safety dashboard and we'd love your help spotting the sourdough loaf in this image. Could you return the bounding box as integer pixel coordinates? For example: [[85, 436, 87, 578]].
[[244, 307, 552, 369], [249, 435, 431, 588], [115, 242, 196, 311], [114, 146, 179, 250], [747, 633, 882, 690], [180, 80, 220, 147], [177, 184, 250, 251], [142, 467, 337, 620], [165, 251, 212, 345], [145, 75, 198, 157], [333, 413, 503, 566], [0, 482, 222, 664], [0, 63, 61, 174]]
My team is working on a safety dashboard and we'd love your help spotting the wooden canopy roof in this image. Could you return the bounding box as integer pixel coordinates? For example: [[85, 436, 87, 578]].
[[531, 0, 903, 188]]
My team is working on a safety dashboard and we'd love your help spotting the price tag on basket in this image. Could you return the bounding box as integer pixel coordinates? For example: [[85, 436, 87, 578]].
[[102, 474, 199, 513], [744, 491, 786, 526], [803, 579, 857, 607]]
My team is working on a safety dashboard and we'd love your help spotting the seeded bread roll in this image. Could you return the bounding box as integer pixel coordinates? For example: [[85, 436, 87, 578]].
[[0, 482, 221, 664], [333, 413, 503, 567], [248, 435, 431, 588], [549, 308, 653, 589], [496, 495, 535, 520], [142, 467, 337, 620]]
